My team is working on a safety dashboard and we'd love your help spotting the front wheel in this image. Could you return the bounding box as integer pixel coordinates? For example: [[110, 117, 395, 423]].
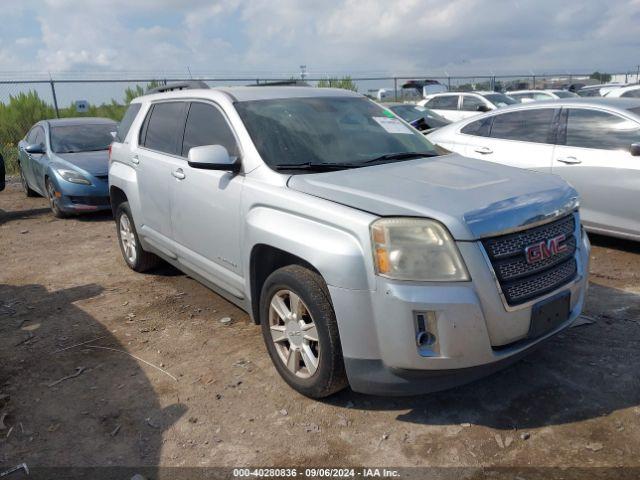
[[115, 202, 160, 272], [260, 265, 348, 398], [46, 178, 67, 218]]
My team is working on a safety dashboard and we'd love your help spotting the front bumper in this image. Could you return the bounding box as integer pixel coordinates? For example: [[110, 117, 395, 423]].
[[329, 227, 591, 396], [51, 175, 110, 214]]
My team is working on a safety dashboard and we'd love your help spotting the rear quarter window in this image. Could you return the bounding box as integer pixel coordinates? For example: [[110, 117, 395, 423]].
[[461, 116, 493, 136], [116, 104, 141, 142]]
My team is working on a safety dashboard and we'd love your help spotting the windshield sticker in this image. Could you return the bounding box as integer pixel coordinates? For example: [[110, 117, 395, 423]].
[[373, 116, 413, 134], [382, 109, 395, 118]]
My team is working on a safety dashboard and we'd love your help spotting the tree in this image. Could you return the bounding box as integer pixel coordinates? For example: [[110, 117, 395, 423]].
[[317, 76, 358, 92], [590, 71, 612, 83]]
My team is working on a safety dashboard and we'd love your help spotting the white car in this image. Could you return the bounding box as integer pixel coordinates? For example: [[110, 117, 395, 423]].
[[427, 97, 640, 241], [417, 91, 517, 122], [509, 89, 578, 103], [604, 84, 640, 99]]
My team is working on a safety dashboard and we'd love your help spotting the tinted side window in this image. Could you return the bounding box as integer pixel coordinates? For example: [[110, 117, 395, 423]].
[[143, 102, 185, 155], [116, 104, 141, 142], [490, 109, 554, 143], [565, 109, 640, 150], [181, 103, 239, 157], [461, 96, 486, 112], [461, 116, 493, 136], [426, 95, 459, 110]]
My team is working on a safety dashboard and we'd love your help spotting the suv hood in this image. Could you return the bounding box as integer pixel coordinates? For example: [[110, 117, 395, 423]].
[[287, 154, 578, 240], [54, 151, 109, 176]]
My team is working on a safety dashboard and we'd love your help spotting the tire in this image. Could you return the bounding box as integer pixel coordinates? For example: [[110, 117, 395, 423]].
[[115, 201, 160, 272], [260, 265, 348, 398], [19, 164, 37, 197], [45, 178, 67, 218]]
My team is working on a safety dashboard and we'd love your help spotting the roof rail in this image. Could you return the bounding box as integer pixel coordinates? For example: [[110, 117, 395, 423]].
[[147, 80, 210, 94], [249, 80, 310, 87]]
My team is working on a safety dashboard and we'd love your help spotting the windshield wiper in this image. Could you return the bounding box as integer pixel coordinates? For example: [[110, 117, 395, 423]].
[[274, 162, 364, 171], [361, 151, 439, 164]]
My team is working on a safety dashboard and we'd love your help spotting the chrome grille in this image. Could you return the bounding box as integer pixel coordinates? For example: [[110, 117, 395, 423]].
[[482, 215, 578, 306]]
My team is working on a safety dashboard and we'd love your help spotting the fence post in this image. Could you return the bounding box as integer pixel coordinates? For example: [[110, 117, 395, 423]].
[[50, 80, 60, 118], [393, 77, 397, 101]]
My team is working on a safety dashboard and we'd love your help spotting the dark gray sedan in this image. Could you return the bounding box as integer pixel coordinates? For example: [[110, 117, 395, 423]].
[[17, 118, 116, 217]]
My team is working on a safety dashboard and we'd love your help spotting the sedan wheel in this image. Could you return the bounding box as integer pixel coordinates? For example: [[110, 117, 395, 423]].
[[46, 179, 66, 218], [269, 289, 320, 378]]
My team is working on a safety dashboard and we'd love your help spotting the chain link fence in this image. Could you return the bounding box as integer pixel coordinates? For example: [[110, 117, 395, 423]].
[[2, 72, 639, 174]]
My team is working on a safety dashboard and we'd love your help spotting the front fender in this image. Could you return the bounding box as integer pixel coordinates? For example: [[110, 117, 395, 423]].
[[244, 206, 372, 291]]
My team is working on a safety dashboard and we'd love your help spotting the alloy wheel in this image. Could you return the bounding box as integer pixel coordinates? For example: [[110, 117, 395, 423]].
[[46, 180, 61, 215], [119, 213, 138, 265], [268, 289, 320, 378]]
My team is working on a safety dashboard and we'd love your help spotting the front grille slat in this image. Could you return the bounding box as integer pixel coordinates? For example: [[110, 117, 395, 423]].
[[482, 215, 578, 306]]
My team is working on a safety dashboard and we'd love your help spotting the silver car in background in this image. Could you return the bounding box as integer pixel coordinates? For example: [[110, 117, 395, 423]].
[[428, 97, 640, 240], [418, 91, 518, 122]]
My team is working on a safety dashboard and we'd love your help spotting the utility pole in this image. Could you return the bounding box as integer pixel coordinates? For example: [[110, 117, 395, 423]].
[[300, 65, 307, 81]]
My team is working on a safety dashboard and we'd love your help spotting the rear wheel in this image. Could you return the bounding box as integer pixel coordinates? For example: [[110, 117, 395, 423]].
[[260, 265, 347, 398], [115, 202, 160, 272], [19, 164, 37, 197], [46, 178, 67, 218]]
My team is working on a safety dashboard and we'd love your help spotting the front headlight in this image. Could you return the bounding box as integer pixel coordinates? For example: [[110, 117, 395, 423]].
[[371, 218, 470, 282], [56, 168, 91, 185]]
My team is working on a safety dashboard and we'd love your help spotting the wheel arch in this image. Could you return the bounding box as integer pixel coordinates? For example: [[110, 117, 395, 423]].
[[249, 244, 322, 324]]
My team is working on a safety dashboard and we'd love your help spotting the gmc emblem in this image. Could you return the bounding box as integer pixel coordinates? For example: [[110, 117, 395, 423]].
[[524, 234, 568, 264]]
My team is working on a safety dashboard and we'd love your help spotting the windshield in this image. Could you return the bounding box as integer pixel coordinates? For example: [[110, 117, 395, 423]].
[[389, 105, 449, 127], [482, 93, 518, 107], [50, 124, 115, 153], [235, 97, 439, 169]]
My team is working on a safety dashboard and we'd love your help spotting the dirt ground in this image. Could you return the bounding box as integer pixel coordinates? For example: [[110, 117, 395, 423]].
[[1, 179, 639, 478]]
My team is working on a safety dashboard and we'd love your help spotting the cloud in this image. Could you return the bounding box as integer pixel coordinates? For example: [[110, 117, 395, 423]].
[[1, 0, 639, 78]]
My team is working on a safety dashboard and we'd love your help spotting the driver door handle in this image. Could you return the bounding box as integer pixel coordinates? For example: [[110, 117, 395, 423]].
[[131, 154, 139, 165], [172, 168, 186, 180], [474, 146, 493, 154], [557, 156, 582, 165]]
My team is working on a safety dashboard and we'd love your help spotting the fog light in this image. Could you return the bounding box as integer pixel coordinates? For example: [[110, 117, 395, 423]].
[[414, 311, 440, 356]]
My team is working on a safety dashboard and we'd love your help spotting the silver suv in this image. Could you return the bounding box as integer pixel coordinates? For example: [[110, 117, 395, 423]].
[[109, 84, 591, 398]]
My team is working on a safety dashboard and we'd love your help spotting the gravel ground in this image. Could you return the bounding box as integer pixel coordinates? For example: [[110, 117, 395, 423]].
[[1, 179, 639, 478]]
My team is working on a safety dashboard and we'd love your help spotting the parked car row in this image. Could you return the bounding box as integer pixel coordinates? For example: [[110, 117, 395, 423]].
[[427, 97, 640, 240], [14, 82, 637, 400]]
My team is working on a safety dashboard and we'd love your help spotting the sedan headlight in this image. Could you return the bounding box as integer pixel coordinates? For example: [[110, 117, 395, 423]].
[[371, 218, 470, 281], [56, 168, 91, 185]]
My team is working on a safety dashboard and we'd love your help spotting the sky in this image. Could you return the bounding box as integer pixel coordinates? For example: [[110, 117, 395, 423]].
[[1, 0, 639, 80]]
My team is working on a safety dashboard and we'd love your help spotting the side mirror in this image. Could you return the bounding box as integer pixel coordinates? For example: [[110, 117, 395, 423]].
[[476, 105, 491, 112], [630, 143, 640, 156], [110, 131, 117, 139], [25, 143, 45, 154], [187, 145, 240, 172]]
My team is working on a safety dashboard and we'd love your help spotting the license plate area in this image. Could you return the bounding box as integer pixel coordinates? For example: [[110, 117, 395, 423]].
[[529, 291, 571, 339]]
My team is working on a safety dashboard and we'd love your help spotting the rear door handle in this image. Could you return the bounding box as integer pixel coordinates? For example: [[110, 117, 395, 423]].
[[131, 154, 139, 165], [172, 168, 186, 180], [474, 146, 493, 154], [557, 156, 582, 165]]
